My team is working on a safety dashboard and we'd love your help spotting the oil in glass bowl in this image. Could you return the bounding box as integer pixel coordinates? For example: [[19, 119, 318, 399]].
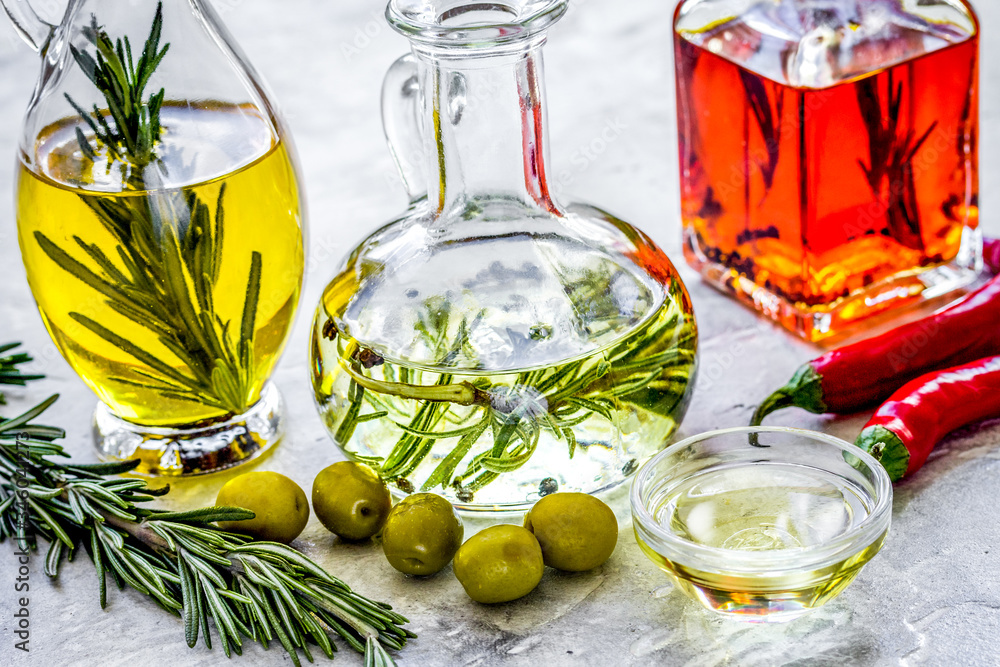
[[632, 427, 892, 622]]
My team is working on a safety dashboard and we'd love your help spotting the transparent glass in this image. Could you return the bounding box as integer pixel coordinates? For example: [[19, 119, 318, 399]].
[[674, 0, 980, 341], [6, 0, 306, 474], [631, 426, 893, 622], [310, 0, 698, 511]]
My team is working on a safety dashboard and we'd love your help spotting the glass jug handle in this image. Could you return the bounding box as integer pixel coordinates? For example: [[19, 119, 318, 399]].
[[381, 53, 427, 204], [1, 0, 54, 52]]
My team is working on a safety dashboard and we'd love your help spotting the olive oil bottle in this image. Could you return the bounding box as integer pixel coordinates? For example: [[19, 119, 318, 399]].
[[308, 0, 700, 508], [10, 3, 305, 474], [312, 237, 698, 509], [18, 107, 304, 426]]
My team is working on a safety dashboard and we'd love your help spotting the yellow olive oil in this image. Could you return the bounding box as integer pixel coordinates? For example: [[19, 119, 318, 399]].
[[17, 105, 304, 426], [636, 464, 887, 619]]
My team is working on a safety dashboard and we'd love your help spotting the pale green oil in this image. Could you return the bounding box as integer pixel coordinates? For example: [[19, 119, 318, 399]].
[[310, 236, 698, 509]]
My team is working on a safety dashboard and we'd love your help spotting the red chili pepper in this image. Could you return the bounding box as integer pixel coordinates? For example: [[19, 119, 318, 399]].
[[986, 237, 1000, 274], [751, 273, 1000, 427], [856, 356, 1000, 481]]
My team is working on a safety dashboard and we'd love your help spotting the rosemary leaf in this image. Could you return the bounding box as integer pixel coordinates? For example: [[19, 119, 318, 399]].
[[147, 506, 255, 524], [239, 251, 262, 362], [394, 417, 488, 440], [563, 427, 578, 459], [421, 415, 490, 491], [356, 410, 389, 423], [91, 528, 108, 608], [335, 377, 366, 444], [65, 460, 142, 475]]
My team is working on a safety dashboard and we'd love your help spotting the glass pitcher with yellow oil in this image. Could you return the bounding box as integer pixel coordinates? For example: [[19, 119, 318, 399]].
[[5, 1, 306, 474], [309, 0, 699, 511]]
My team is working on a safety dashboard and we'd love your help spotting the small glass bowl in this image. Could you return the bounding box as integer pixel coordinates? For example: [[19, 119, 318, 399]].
[[630, 426, 892, 622]]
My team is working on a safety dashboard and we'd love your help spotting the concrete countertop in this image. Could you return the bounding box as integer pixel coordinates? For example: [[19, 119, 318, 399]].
[[1, 0, 999, 665]]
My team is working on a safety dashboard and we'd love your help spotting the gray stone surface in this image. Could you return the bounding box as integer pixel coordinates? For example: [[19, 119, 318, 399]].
[[2, 0, 1000, 665]]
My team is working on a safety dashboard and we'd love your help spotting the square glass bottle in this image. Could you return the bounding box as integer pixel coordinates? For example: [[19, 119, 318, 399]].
[[674, 0, 980, 341]]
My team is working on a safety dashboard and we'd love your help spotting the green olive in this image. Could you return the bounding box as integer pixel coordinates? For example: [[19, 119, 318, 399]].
[[381, 493, 463, 575], [312, 462, 391, 541], [216, 471, 309, 544], [453, 525, 544, 604], [523, 492, 617, 571]]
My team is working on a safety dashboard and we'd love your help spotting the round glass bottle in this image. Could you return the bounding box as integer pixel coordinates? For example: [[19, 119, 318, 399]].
[[7, 1, 306, 474], [310, 0, 698, 510]]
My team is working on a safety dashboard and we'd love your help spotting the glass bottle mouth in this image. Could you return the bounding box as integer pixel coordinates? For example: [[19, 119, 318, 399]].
[[386, 0, 567, 48]]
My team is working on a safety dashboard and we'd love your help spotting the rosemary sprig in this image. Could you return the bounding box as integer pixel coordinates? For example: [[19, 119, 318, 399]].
[[0, 387, 411, 665], [0, 342, 43, 405], [65, 3, 168, 170], [34, 2, 268, 416], [856, 71, 936, 251], [740, 70, 782, 193]]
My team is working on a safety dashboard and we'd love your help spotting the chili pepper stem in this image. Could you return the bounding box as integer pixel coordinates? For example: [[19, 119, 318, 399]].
[[869, 441, 886, 460], [856, 425, 909, 482], [749, 364, 827, 445]]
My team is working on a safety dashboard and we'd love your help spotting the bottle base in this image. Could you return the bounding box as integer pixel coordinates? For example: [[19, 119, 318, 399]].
[[93, 382, 285, 476], [383, 457, 641, 515], [684, 231, 983, 343]]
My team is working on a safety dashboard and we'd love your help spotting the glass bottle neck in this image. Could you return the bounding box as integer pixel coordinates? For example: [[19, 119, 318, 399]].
[[411, 39, 558, 218]]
